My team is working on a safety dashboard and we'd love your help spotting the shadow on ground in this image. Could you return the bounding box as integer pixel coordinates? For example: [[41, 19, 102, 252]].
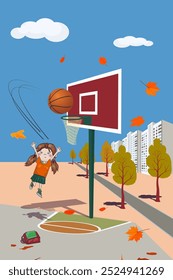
[[97, 172, 107, 176], [104, 201, 127, 208], [139, 194, 162, 202], [76, 174, 88, 178], [21, 199, 86, 211], [23, 212, 48, 220]]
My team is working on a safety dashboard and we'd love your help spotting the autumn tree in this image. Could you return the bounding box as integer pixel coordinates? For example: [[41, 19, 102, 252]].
[[81, 143, 89, 178], [146, 139, 172, 202], [111, 145, 137, 209], [78, 150, 83, 164], [70, 149, 76, 164], [100, 141, 114, 176]]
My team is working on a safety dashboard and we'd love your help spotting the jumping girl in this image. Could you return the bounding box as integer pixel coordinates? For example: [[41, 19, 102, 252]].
[[25, 142, 61, 198]]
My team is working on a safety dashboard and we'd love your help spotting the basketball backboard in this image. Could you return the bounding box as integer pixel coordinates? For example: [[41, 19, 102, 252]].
[[66, 69, 122, 133]]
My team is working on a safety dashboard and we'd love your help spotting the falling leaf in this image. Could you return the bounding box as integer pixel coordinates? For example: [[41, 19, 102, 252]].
[[99, 207, 106, 211], [130, 116, 145, 127], [146, 252, 157, 255], [137, 258, 149, 260], [11, 244, 16, 247], [140, 81, 160, 96], [99, 57, 107, 65], [20, 246, 33, 250], [126, 226, 143, 242], [64, 209, 75, 215], [10, 129, 26, 139], [60, 56, 65, 63], [145, 82, 159, 96]]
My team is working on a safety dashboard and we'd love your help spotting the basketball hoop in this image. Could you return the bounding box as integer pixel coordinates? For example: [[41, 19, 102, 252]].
[[61, 116, 83, 145]]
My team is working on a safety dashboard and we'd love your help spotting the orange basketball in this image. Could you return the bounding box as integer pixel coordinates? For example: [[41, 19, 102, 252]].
[[48, 88, 73, 114]]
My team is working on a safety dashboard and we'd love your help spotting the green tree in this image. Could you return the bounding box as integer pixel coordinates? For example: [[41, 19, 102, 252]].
[[146, 139, 172, 202], [81, 143, 89, 178], [111, 145, 137, 209], [70, 149, 76, 164], [100, 141, 114, 176]]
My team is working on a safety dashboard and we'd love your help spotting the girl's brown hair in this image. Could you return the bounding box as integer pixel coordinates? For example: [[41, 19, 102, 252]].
[[25, 143, 59, 174]]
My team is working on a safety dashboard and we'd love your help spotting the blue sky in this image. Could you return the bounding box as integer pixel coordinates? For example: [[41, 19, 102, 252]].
[[1, 0, 173, 162]]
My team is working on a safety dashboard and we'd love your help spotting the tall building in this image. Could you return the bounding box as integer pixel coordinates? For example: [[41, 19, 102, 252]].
[[111, 140, 122, 152], [141, 129, 148, 173], [122, 132, 131, 152], [109, 140, 122, 169], [111, 120, 173, 174], [130, 131, 141, 172]]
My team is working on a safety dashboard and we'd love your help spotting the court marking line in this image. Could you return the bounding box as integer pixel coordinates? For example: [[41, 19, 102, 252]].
[[38, 211, 131, 235], [41, 223, 98, 232], [44, 220, 100, 230]]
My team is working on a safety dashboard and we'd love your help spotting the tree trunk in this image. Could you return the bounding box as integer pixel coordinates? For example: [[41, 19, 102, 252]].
[[72, 158, 73, 164], [105, 162, 109, 177], [121, 183, 125, 209], [155, 176, 160, 202], [86, 164, 89, 178]]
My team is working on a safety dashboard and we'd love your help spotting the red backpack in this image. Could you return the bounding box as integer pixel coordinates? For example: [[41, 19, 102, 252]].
[[21, 231, 40, 244]]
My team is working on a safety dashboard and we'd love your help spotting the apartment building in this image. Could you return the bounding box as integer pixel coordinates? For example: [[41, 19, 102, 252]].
[[111, 120, 173, 174], [129, 131, 141, 172], [141, 129, 148, 173], [111, 140, 122, 152]]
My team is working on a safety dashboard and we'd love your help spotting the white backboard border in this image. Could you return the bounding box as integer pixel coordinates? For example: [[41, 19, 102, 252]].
[[79, 91, 98, 115]]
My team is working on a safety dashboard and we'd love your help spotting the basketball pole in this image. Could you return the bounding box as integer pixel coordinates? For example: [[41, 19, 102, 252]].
[[89, 129, 95, 218]]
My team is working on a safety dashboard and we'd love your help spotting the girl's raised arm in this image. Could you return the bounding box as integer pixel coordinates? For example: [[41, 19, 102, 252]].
[[51, 147, 61, 160], [31, 142, 38, 157]]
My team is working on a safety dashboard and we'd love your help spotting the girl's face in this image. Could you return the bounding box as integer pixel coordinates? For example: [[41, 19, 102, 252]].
[[38, 148, 53, 161]]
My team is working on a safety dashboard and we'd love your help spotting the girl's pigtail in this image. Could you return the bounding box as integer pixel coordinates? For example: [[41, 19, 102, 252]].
[[51, 159, 59, 174], [25, 154, 37, 166]]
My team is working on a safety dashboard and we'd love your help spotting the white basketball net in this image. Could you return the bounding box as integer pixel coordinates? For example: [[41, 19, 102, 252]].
[[62, 116, 82, 145]]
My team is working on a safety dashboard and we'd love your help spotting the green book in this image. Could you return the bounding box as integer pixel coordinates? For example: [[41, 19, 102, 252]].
[[26, 231, 37, 239]]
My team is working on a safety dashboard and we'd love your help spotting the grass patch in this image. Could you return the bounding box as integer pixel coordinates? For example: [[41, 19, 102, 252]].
[[47, 212, 126, 230]]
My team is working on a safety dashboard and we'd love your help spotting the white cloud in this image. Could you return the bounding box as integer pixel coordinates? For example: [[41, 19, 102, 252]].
[[10, 18, 69, 42], [113, 36, 153, 48]]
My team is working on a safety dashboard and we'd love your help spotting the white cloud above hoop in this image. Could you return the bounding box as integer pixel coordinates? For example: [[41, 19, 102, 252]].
[[10, 18, 69, 42], [113, 36, 153, 48]]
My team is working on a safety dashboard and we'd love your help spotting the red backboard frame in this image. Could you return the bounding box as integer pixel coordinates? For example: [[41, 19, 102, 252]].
[[66, 69, 122, 134]]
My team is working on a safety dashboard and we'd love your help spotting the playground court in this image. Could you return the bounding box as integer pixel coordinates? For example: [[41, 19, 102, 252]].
[[0, 162, 173, 259]]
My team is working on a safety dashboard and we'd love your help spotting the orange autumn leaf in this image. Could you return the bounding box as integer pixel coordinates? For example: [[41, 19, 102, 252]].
[[10, 129, 26, 139], [11, 244, 16, 247], [20, 246, 33, 250], [99, 57, 107, 65], [137, 258, 149, 260], [60, 56, 65, 63], [99, 207, 106, 211], [126, 226, 143, 242], [64, 209, 75, 215], [130, 116, 145, 127], [145, 82, 159, 96], [146, 252, 157, 255]]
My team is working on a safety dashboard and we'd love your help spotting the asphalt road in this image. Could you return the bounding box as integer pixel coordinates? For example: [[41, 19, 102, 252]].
[[76, 163, 173, 238]]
